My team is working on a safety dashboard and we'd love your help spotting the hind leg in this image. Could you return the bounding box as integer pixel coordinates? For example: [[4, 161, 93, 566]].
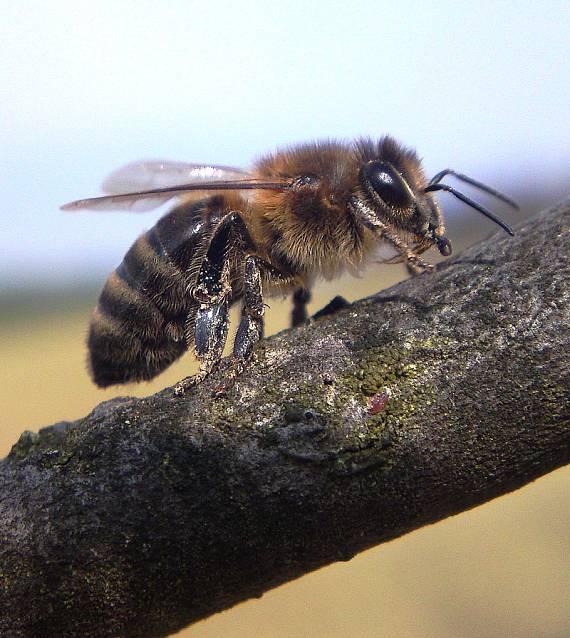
[[174, 212, 251, 395]]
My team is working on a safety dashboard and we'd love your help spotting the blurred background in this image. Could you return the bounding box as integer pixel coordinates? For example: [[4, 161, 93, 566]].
[[1, 2, 569, 636]]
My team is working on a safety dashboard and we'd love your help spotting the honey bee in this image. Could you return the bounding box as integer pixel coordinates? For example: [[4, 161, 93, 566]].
[[62, 137, 518, 393]]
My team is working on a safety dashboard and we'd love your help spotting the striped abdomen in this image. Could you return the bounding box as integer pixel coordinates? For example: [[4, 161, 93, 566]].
[[88, 197, 225, 387]]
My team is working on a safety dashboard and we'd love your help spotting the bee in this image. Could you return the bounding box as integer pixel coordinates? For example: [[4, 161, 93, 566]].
[[62, 137, 518, 393]]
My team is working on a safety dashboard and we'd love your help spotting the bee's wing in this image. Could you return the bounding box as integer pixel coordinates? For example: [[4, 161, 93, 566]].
[[101, 160, 251, 194], [61, 160, 288, 212]]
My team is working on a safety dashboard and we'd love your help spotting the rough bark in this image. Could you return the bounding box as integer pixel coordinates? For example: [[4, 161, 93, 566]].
[[1, 199, 569, 638]]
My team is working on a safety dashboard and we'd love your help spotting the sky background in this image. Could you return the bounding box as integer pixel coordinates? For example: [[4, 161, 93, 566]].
[[1, 0, 569, 289]]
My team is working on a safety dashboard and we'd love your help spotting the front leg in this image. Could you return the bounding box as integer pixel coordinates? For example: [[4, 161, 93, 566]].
[[381, 229, 434, 272], [349, 197, 434, 272]]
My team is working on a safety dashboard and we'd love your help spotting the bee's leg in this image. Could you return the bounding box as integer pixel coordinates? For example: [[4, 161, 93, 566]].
[[232, 255, 265, 373], [406, 262, 425, 277], [233, 255, 298, 364], [193, 296, 231, 381], [174, 297, 232, 395], [378, 229, 434, 272], [175, 212, 253, 395], [213, 256, 293, 395], [312, 295, 351, 320], [292, 287, 311, 327], [350, 198, 434, 272], [294, 287, 351, 325]]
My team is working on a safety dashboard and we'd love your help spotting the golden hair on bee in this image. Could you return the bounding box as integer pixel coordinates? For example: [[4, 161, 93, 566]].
[[62, 137, 518, 392]]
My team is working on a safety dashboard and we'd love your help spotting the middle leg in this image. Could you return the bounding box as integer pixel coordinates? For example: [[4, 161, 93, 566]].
[[213, 256, 295, 394], [233, 255, 296, 368], [232, 255, 265, 371], [291, 287, 311, 327]]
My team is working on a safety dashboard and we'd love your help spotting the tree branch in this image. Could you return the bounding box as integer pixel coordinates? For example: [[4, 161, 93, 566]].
[[1, 199, 569, 638]]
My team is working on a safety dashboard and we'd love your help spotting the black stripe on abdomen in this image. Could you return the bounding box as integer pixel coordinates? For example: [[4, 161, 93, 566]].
[[87, 304, 186, 387], [97, 271, 166, 343]]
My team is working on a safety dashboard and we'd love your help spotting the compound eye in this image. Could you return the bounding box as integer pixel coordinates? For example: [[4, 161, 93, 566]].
[[363, 161, 414, 208]]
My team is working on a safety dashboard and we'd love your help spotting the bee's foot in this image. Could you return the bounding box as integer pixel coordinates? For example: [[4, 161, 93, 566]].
[[312, 295, 351, 321], [408, 255, 434, 273], [212, 358, 245, 397], [174, 377, 196, 396], [407, 262, 434, 276], [174, 367, 213, 396]]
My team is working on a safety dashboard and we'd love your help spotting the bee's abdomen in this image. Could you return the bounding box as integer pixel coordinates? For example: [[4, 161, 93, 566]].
[[88, 199, 222, 387]]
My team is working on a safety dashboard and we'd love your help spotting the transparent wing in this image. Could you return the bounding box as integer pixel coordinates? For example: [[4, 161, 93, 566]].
[[62, 192, 179, 212], [61, 179, 289, 212], [101, 160, 252, 194], [60, 160, 261, 212]]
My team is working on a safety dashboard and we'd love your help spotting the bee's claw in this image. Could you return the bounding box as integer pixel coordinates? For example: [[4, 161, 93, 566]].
[[173, 376, 198, 396], [212, 357, 245, 397], [174, 364, 215, 395]]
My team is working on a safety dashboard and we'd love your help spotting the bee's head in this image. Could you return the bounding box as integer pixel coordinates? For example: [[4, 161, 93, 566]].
[[357, 158, 452, 256], [351, 136, 517, 261]]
